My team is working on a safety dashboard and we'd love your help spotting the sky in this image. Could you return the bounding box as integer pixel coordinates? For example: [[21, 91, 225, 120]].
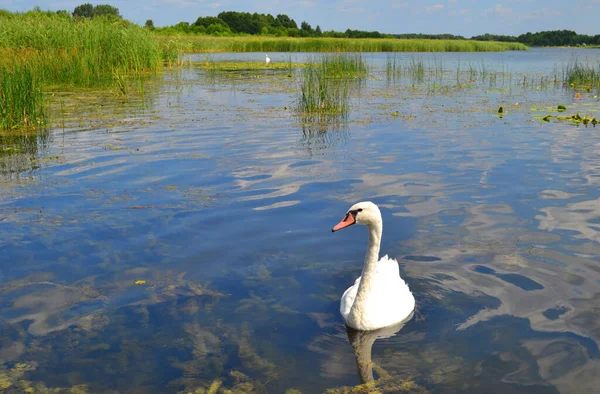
[[2, 0, 599, 37]]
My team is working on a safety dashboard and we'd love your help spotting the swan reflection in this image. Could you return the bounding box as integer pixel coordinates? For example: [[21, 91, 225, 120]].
[[346, 312, 414, 384]]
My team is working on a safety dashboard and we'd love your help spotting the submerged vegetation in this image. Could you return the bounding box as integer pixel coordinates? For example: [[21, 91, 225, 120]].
[[0, 9, 167, 130]]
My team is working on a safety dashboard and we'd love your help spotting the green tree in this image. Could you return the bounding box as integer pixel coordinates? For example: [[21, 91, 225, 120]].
[[73, 3, 94, 18], [55, 10, 71, 18], [93, 4, 120, 18], [174, 21, 190, 33], [144, 19, 155, 30], [315, 25, 322, 36], [276, 14, 297, 29], [300, 21, 313, 36], [194, 16, 227, 28]]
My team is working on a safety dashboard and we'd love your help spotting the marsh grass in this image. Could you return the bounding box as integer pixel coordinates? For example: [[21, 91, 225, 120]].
[[0, 58, 47, 130], [381, 57, 561, 94], [385, 55, 445, 85], [563, 59, 600, 90], [0, 10, 165, 129], [297, 54, 367, 121], [407, 58, 426, 82], [197, 59, 305, 72], [156, 35, 528, 53]]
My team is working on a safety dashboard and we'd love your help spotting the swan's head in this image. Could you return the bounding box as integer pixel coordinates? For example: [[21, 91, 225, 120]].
[[332, 201, 381, 232]]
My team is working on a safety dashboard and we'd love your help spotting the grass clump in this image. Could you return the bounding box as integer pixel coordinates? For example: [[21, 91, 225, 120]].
[[319, 53, 368, 77], [0, 54, 46, 129], [297, 54, 367, 121], [563, 59, 600, 90], [0, 9, 166, 129], [156, 35, 528, 53]]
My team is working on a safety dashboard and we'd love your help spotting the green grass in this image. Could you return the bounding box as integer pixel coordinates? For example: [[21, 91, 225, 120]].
[[0, 10, 167, 129], [318, 53, 368, 77], [563, 59, 600, 90], [297, 54, 367, 121], [197, 59, 305, 72], [0, 58, 46, 130], [155, 35, 528, 53]]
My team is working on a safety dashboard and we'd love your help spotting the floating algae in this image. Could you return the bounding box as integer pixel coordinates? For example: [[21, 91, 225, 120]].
[[541, 113, 598, 126]]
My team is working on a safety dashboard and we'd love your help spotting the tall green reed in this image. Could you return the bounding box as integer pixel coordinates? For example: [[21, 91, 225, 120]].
[[564, 59, 600, 89], [297, 54, 366, 122], [0, 55, 46, 130], [0, 10, 166, 129], [157, 36, 528, 53]]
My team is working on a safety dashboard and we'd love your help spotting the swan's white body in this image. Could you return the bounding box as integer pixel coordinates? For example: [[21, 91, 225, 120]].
[[333, 201, 415, 331], [265, 54, 271, 64]]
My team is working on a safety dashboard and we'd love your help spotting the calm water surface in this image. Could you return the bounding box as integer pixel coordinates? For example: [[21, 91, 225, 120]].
[[1, 48, 600, 393]]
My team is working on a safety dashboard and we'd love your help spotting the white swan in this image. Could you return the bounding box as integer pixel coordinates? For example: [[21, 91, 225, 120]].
[[332, 201, 415, 331], [265, 54, 271, 64]]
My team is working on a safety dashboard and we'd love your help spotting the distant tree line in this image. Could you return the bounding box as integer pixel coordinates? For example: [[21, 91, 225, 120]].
[[486, 30, 600, 47], [156, 11, 599, 46], [394, 31, 600, 46], [393, 33, 467, 40], [154, 10, 393, 38], [35, 6, 600, 46]]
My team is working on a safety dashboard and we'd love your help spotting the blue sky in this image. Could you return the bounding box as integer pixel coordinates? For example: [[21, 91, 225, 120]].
[[2, 0, 598, 37]]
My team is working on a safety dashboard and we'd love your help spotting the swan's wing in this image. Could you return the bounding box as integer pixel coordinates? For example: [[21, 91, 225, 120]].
[[375, 254, 400, 277], [370, 255, 416, 326], [340, 276, 360, 318]]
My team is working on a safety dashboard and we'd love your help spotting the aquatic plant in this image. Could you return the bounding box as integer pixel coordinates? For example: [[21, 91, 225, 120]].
[[541, 113, 598, 126], [154, 35, 528, 53], [385, 54, 402, 80], [296, 53, 366, 120], [0, 9, 164, 129], [563, 58, 600, 90], [318, 53, 368, 77], [323, 375, 429, 394], [197, 60, 305, 72], [0, 128, 49, 182], [0, 55, 47, 130], [407, 57, 426, 82]]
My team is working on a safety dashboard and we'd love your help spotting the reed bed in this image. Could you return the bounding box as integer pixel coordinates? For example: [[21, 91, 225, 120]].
[[563, 59, 600, 89], [0, 53, 46, 130], [0, 10, 166, 129], [156, 35, 528, 53], [297, 54, 367, 121]]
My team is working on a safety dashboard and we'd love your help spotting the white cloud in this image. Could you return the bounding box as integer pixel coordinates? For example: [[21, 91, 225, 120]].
[[524, 7, 563, 19], [450, 8, 469, 16], [426, 4, 444, 13], [336, 0, 365, 13], [484, 3, 512, 15], [162, 0, 196, 6], [295, 1, 317, 6]]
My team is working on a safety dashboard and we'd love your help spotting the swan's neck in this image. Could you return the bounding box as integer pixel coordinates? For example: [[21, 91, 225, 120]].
[[354, 221, 382, 304]]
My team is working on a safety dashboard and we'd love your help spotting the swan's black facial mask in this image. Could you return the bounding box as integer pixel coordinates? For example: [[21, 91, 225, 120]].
[[331, 208, 362, 232]]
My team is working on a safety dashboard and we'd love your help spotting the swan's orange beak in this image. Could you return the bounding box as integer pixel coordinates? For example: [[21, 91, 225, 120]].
[[332, 213, 355, 232]]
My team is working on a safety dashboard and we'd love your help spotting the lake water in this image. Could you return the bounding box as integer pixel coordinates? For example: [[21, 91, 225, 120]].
[[1, 48, 600, 393]]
